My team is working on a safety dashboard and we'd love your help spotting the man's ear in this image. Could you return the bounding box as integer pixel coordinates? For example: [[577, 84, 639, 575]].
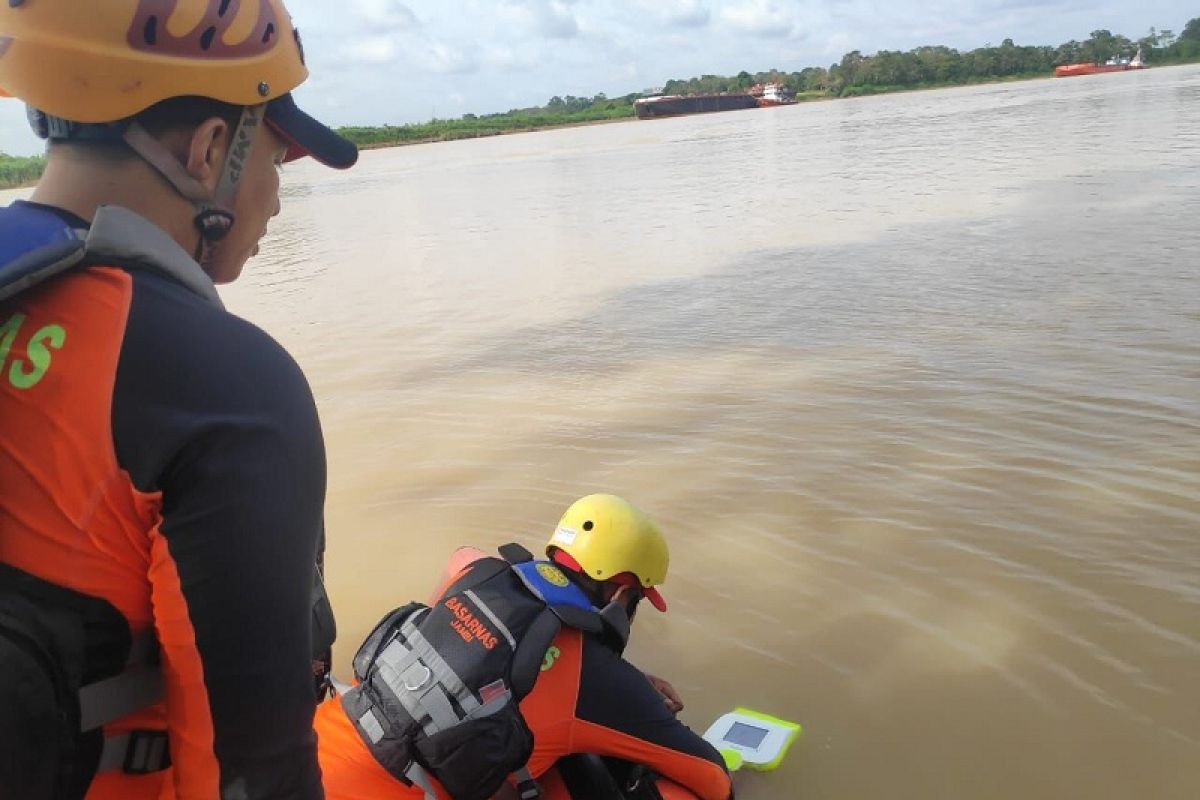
[[184, 117, 231, 193]]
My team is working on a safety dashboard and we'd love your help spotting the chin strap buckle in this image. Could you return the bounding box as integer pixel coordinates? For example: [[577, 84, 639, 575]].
[[195, 208, 235, 242]]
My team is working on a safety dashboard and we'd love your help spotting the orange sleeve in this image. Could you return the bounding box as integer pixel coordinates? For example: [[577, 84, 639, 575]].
[[528, 630, 731, 800]]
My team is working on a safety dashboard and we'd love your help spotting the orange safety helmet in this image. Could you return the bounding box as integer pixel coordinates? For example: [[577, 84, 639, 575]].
[[0, 0, 355, 168], [0, 0, 306, 122]]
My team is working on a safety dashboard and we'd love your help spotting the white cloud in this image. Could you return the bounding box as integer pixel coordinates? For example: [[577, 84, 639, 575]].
[[349, 0, 420, 31], [344, 35, 402, 65], [502, 0, 582, 39], [482, 46, 540, 72], [419, 42, 480, 74], [824, 32, 853, 56], [720, 1, 800, 39], [634, 0, 711, 28]]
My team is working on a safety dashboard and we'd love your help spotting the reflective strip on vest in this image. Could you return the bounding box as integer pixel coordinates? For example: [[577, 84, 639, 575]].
[[464, 589, 517, 650], [358, 709, 387, 745]]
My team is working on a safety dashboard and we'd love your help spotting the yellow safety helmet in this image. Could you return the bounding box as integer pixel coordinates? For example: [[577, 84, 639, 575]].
[[0, 0, 355, 167], [546, 494, 670, 612]]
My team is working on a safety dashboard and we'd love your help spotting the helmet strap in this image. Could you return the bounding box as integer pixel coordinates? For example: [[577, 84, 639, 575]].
[[122, 104, 265, 269]]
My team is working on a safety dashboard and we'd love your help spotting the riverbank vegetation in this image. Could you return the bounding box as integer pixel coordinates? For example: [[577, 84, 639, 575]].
[[4, 18, 1199, 184], [336, 17, 1200, 149], [663, 21, 1200, 99], [0, 153, 46, 190], [338, 94, 639, 149]]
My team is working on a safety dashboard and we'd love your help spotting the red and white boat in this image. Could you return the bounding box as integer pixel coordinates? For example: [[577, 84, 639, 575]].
[[1056, 47, 1146, 77], [751, 82, 797, 107]]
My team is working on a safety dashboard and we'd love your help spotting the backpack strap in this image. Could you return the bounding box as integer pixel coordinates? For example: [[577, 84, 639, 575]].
[[509, 610, 563, 699], [78, 629, 162, 730], [507, 559, 630, 651], [514, 766, 541, 800], [597, 602, 631, 655], [498, 542, 534, 564], [439, 556, 510, 601], [403, 763, 439, 800]]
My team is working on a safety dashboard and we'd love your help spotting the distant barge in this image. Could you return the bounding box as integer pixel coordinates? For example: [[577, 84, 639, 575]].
[[633, 93, 759, 119], [633, 83, 795, 119]]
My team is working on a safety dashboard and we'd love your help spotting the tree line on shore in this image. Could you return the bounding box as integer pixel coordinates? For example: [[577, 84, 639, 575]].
[[667, 20, 1200, 98], [333, 17, 1200, 148], [0, 153, 46, 191], [3, 18, 1198, 185]]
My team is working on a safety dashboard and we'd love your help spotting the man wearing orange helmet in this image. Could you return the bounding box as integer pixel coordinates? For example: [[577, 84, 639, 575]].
[[312, 495, 733, 800], [0, 2, 354, 799]]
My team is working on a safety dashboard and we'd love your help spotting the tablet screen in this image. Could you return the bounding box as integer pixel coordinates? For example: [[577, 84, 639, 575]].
[[724, 721, 769, 748]]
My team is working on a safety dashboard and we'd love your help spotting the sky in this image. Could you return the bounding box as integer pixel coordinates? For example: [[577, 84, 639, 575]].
[[1, 0, 1195, 156]]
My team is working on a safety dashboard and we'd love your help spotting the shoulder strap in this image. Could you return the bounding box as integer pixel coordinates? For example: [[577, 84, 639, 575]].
[[0, 203, 87, 304], [1, 204, 223, 308], [507, 559, 614, 638], [499, 542, 534, 564], [439, 556, 510, 600], [509, 609, 563, 699], [597, 603, 631, 655]]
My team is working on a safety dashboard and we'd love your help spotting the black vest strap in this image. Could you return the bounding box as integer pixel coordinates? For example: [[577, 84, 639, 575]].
[[598, 603, 631, 655], [441, 556, 510, 599], [509, 610, 563, 699], [551, 604, 603, 635], [499, 542, 534, 565]]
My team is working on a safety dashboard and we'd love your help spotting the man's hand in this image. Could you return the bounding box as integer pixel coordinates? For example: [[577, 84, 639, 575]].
[[644, 672, 684, 714]]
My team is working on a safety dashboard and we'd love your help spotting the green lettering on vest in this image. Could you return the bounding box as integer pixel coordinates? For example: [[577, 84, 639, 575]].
[[0, 312, 25, 366], [540, 645, 561, 672], [9, 323, 67, 390]]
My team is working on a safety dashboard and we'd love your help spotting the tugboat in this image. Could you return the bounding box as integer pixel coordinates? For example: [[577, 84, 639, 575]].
[[1056, 46, 1146, 77], [751, 82, 797, 107]]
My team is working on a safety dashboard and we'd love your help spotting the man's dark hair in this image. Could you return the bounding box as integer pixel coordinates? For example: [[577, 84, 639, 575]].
[[47, 95, 245, 158], [135, 95, 244, 138]]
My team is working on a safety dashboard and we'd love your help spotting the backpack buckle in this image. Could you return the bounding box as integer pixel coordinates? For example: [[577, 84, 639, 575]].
[[122, 729, 171, 774], [514, 766, 541, 800]]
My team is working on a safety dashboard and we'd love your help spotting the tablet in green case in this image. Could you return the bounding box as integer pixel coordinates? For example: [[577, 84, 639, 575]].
[[702, 707, 801, 772]]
